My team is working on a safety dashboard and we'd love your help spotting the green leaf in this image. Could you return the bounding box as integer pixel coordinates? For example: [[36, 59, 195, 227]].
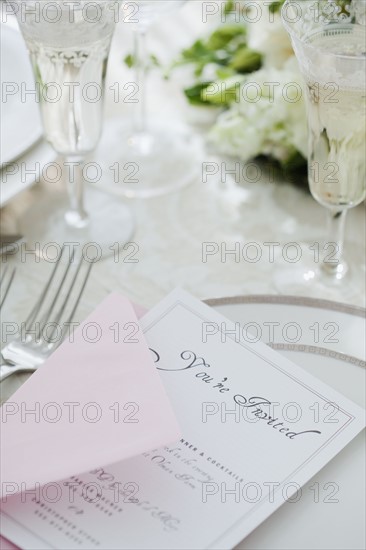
[[124, 53, 161, 70], [215, 67, 236, 79], [181, 39, 210, 61], [124, 54, 135, 68], [184, 82, 217, 106], [202, 76, 245, 105], [224, 0, 235, 15], [150, 54, 161, 68], [281, 150, 307, 171], [268, 1, 285, 14], [229, 48, 262, 73], [206, 25, 247, 51]]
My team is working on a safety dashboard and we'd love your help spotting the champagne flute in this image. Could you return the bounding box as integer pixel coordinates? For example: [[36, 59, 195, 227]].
[[96, 0, 202, 198], [275, 0, 366, 297], [126, 0, 186, 135], [8, 0, 134, 257]]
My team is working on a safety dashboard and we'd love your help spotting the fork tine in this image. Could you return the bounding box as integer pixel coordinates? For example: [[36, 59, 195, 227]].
[[50, 259, 93, 346], [63, 260, 93, 331], [45, 255, 88, 344], [36, 247, 76, 339], [25, 245, 67, 330], [0, 266, 16, 311]]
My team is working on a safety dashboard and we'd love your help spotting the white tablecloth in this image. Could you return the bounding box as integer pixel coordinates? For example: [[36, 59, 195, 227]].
[[1, 0, 365, 311], [0, 4, 365, 547]]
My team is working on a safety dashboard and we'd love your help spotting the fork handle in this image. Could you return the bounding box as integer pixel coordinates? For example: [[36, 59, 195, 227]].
[[0, 364, 35, 382]]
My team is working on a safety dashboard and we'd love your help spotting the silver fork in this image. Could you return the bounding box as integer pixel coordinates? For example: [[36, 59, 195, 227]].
[[0, 247, 92, 381], [0, 264, 16, 312]]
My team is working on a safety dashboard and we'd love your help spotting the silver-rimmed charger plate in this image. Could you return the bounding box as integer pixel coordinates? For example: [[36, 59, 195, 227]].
[[204, 295, 365, 550]]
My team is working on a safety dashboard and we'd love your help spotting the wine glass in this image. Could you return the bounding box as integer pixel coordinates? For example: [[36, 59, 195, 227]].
[[8, 0, 134, 257], [275, 0, 366, 298], [96, 0, 202, 198]]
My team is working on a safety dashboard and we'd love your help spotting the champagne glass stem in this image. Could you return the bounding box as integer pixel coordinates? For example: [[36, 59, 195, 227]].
[[134, 29, 148, 134], [322, 209, 348, 278], [64, 156, 89, 229]]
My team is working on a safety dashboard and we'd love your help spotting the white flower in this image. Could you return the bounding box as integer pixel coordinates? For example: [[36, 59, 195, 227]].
[[209, 58, 308, 163], [246, 5, 294, 69]]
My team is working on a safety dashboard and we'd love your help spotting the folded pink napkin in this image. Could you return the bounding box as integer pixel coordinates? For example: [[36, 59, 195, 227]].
[[0, 294, 180, 497], [0, 536, 18, 550]]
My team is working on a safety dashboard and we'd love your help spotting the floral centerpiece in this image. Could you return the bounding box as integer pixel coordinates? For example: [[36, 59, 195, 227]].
[[171, 0, 357, 181]]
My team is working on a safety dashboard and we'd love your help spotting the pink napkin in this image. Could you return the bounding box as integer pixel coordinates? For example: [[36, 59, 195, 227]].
[[0, 294, 180, 498], [0, 537, 18, 550]]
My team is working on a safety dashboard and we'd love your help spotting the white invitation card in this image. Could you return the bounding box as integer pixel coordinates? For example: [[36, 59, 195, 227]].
[[1, 289, 365, 549]]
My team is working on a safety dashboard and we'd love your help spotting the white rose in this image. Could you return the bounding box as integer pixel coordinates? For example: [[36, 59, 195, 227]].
[[209, 109, 264, 160], [209, 59, 308, 163]]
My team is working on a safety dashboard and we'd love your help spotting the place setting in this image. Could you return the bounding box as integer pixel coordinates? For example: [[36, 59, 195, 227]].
[[0, 1, 365, 549]]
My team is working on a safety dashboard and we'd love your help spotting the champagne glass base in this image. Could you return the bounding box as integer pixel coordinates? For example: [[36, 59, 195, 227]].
[[273, 244, 364, 302], [93, 118, 204, 198], [18, 185, 135, 261]]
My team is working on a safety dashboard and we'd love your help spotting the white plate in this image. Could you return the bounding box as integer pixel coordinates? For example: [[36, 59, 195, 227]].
[[0, 24, 43, 166], [205, 295, 365, 550]]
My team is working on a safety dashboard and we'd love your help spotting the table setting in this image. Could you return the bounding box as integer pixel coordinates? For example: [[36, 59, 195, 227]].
[[0, 1, 365, 549]]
